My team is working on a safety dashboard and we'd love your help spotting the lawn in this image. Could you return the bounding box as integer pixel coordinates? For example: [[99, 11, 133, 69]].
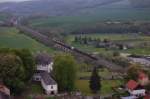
[[30, 84, 44, 94], [76, 69, 123, 95], [0, 27, 54, 53], [77, 69, 112, 78], [75, 79, 123, 95]]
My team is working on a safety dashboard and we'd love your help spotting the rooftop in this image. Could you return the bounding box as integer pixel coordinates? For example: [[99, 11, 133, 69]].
[[35, 53, 52, 65], [126, 80, 139, 90], [40, 72, 57, 85]]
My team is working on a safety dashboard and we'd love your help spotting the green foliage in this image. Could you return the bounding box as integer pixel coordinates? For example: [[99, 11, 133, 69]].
[[113, 51, 120, 57], [126, 64, 142, 81], [89, 68, 101, 93], [13, 49, 35, 80], [53, 53, 76, 92], [0, 48, 35, 95], [0, 53, 25, 94]]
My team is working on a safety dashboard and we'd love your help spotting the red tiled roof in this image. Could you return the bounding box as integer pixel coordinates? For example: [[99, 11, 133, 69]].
[[144, 95, 150, 99], [139, 72, 148, 80], [126, 80, 139, 90]]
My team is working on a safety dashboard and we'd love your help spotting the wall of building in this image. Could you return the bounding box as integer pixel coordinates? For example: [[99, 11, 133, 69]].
[[41, 79, 58, 95]]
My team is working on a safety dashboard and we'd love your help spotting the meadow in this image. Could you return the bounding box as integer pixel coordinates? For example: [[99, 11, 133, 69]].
[[75, 79, 123, 95], [0, 27, 54, 53], [66, 33, 150, 55]]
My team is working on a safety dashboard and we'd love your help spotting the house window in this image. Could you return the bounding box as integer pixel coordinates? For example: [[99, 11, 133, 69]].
[[51, 86, 53, 89], [36, 78, 39, 81]]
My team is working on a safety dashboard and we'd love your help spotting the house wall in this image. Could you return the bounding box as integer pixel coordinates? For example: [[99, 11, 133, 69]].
[[130, 89, 146, 96], [41, 79, 58, 95], [33, 73, 41, 81], [37, 62, 53, 73]]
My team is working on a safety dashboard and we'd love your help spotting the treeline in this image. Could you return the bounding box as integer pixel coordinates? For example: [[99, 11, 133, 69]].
[[74, 36, 103, 45], [71, 22, 150, 34]]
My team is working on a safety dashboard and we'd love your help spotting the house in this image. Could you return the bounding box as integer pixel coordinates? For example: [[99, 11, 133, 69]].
[[0, 84, 10, 99], [138, 72, 149, 86], [126, 80, 146, 96], [41, 72, 57, 95], [35, 53, 53, 73], [33, 53, 58, 95]]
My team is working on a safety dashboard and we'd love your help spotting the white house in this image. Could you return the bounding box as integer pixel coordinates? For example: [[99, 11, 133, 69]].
[[35, 53, 53, 73], [33, 53, 58, 95], [41, 72, 58, 95]]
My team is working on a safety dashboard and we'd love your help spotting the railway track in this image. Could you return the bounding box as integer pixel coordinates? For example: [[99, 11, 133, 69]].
[[10, 17, 125, 72]]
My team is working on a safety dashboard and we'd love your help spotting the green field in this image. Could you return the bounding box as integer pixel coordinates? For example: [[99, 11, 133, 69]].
[[29, 7, 150, 28], [0, 27, 54, 53], [66, 33, 150, 55], [75, 79, 123, 95], [75, 69, 124, 95], [77, 69, 112, 78]]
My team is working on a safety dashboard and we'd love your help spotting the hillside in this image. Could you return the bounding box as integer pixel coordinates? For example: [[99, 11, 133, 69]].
[[0, 0, 149, 16]]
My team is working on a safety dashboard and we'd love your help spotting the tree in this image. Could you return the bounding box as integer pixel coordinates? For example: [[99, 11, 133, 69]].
[[53, 53, 76, 92], [14, 49, 35, 81], [0, 48, 35, 95], [89, 67, 101, 93], [0, 53, 25, 94], [113, 51, 120, 57], [126, 64, 142, 81]]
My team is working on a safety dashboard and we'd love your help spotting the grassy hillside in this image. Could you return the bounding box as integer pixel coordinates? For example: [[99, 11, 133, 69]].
[[0, 27, 54, 53], [29, 7, 150, 28], [28, 9, 150, 35]]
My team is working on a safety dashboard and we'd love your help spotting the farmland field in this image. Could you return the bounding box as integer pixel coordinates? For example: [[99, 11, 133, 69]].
[[0, 27, 54, 53], [66, 33, 150, 55]]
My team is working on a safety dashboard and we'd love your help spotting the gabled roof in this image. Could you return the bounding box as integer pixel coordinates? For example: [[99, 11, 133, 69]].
[[144, 94, 150, 99], [40, 72, 57, 85], [35, 53, 52, 65], [126, 80, 139, 90]]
